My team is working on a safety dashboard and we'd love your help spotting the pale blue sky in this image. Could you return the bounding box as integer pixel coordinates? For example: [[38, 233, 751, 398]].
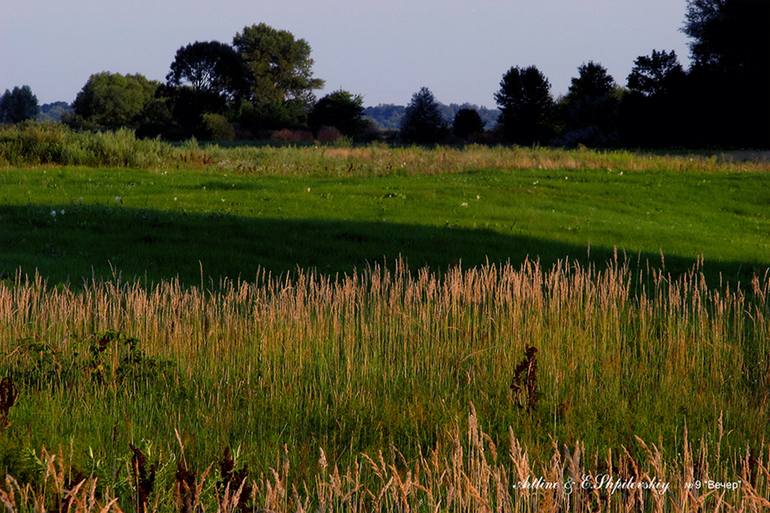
[[0, 0, 690, 107]]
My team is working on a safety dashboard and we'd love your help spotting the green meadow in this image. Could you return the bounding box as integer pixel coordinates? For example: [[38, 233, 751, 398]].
[[0, 141, 769, 512], [0, 164, 768, 283]]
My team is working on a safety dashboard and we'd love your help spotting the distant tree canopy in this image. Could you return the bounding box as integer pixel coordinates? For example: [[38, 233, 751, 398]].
[[560, 62, 619, 146], [400, 87, 447, 145], [72, 72, 159, 130], [365, 103, 497, 132], [0, 86, 39, 123], [46, 4, 767, 148], [309, 90, 366, 137], [495, 66, 554, 145], [119, 23, 327, 139], [452, 108, 484, 141], [684, 0, 770, 146], [37, 101, 72, 123], [364, 105, 406, 131], [166, 41, 248, 103], [443, 104, 498, 130]]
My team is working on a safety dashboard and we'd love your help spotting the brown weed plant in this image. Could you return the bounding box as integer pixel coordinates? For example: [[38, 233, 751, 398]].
[[0, 377, 18, 430], [510, 346, 538, 412], [130, 445, 156, 513], [174, 431, 209, 513], [218, 449, 252, 513]]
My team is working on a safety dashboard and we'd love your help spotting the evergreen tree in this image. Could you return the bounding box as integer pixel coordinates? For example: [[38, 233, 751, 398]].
[[0, 86, 39, 123], [400, 87, 447, 145], [494, 66, 555, 145]]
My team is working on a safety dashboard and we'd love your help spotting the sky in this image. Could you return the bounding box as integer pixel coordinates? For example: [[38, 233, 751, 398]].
[[0, 0, 691, 108]]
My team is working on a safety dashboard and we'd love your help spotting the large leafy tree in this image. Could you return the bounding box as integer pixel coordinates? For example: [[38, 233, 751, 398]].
[[494, 66, 555, 145], [166, 41, 248, 103], [0, 85, 39, 123], [72, 72, 159, 129], [684, 0, 769, 70], [400, 87, 447, 145], [683, 0, 770, 147], [621, 50, 687, 147], [309, 90, 366, 137], [627, 50, 686, 98], [233, 23, 324, 108]]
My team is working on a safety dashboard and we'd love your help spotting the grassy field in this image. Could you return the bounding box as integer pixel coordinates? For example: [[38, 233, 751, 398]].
[[0, 164, 768, 284], [1, 133, 770, 512]]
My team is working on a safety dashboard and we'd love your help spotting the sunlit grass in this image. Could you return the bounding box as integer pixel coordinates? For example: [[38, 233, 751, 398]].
[[0, 259, 768, 512]]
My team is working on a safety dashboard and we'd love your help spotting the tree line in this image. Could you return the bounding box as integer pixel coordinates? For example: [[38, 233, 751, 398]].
[[2, 0, 768, 148]]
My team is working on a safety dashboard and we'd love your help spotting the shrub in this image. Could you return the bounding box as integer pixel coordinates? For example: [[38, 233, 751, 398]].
[[201, 113, 235, 141], [0, 123, 175, 168], [270, 128, 314, 145], [4, 331, 175, 392], [316, 126, 343, 144], [72, 72, 159, 130]]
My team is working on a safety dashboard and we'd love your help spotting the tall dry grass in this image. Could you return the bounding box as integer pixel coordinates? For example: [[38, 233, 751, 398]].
[[0, 258, 768, 512], [1, 409, 769, 512]]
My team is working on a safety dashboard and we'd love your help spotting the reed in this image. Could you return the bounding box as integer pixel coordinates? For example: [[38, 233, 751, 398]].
[[2, 123, 770, 175]]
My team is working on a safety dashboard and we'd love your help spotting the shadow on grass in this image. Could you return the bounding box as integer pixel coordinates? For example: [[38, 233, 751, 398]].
[[0, 204, 767, 285]]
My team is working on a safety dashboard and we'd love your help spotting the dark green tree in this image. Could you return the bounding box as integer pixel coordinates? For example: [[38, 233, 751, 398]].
[[308, 90, 366, 137], [149, 84, 228, 140], [627, 50, 686, 98], [494, 66, 555, 145], [0, 86, 39, 123], [166, 41, 248, 103], [233, 23, 324, 129], [683, 0, 770, 147], [685, 0, 769, 70], [452, 108, 484, 141], [400, 87, 447, 145], [135, 93, 176, 139], [568, 62, 614, 99], [560, 62, 619, 146], [72, 72, 159, 129], [621, 51, 687, 147]]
